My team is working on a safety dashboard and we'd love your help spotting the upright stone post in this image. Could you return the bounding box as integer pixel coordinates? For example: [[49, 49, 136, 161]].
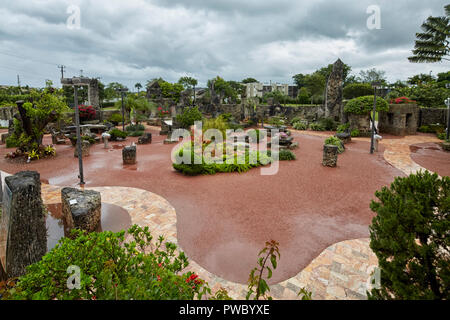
[[323, 145, 339, 167], [0, 171, 47, 279], [122, 145, 137, 164], [325, 59, 344, 122]]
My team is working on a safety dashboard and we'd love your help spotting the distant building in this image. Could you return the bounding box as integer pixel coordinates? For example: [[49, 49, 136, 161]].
[[244, 82, 298, 99]]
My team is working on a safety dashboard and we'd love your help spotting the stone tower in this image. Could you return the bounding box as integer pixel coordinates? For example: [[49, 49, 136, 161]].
[[325, 59, 344, 122]]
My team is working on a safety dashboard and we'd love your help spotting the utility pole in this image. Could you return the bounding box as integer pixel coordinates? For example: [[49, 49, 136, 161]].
[[17, 75, 20, 88], [58, 65, 66, 79], [370, 81, 381, 154], [80, 69, 84, 77]]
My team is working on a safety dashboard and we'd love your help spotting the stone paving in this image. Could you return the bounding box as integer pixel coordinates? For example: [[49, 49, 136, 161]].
[[0, 131, 441, 300]]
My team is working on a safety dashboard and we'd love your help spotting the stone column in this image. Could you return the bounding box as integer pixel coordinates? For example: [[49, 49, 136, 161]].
[[323, 145, 339, 167], [61, 187, 101, 234], [325, 59, 344, 122], [74, 140, 90, 158], [123, 145, 137, 164], [0, 171, 47, 279]]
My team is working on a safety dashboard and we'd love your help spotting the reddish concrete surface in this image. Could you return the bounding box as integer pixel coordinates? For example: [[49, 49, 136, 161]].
[[0, 129, 403, 284], [410, 142, 450, 177]]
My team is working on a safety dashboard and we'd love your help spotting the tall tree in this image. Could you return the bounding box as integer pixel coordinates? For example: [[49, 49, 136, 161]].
[[242, 77, 258, 84], [357, 68, 387, 84], [135, 83, 143, 94], [178, 76, 198, 90], [409, 4, 450, 63]]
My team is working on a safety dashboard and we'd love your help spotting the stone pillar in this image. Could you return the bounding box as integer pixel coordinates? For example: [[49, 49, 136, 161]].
[[61, 187, 101, 234], [74, 140, 90, 158], [323, 145, 339, 167], [122, 145, 137, 164], [335, 132, 351, 144], [325, 59, 344, 122], [0, 171, 47, 279], [137, 132, 152, 145]]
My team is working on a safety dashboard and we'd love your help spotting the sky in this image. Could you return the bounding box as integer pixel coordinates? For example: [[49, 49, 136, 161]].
[[0, 0, 448, 89]]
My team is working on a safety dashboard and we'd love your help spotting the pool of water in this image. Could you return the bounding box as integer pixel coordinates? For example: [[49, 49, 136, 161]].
[[45, 202, 132, 251]]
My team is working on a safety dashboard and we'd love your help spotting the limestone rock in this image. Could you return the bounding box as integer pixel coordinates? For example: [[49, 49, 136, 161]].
[[61, 187, 101, 233], [138, 132, 152, 145], [323, 144, 339, 167], [74, 140, 90, 158], [122, 145, 137, 164]]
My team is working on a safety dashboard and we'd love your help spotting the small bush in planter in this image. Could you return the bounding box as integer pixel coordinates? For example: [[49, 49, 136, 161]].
[[337, 123, 350, 133], [278, 149, 296, 161], [108, 113, 125, 125], [324, 136, 344, 153], [126, 124, 145, 132], [109, 128, 127, 141], [127, 130, 144, 137]]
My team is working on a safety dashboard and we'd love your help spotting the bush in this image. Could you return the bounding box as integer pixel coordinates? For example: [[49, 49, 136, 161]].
[[126, 124, 145, 132], [109, 128, 127, 141], [290, 117, 303, 126], [350, 129, 360, 137], [127, 131, 144, 137], [176, 106, 203, 129], [368, 171, 450, 300], [324, 136, 344, 153], [293, 122, 307, 130], [108, 113, 124, 125], [309, 123, 326, 131], [319, 118, 338, 131], [5, 135, 19, 148], [418, 125, 434, 133], [343, 83, 373, 99], [390, 96, 416, 104], [278, 149, 296, 161], [337, 123, 350, 133], [172, 144, 272, 176], [344, 96, 389, 115], [5, 225, 209, 300], [437, 132, 446, 140], [267, 117, 285, 127]]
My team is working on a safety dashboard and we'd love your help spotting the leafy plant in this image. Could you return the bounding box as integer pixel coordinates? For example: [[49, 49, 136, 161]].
[[343, 83, 374, 99], [351, 129, 360, 137], [278, 149, 296, 161], [293, 122, 307, 130], [337, 123, 350, 133], [43, 145, 56, 156], [108, 128, 127, 141], [324, 136, 344, 153], [309, 123, 326, 131], [127, 131, 144, 137], [246, 240, 280, 300], [126, 124, 145, 132], [5, 225, 210, 300], [175, 107, 203, 129], [319, 118, 338, 131], [108, 113, 125, 125], [344, 96, 389, 115], [368, 171, 450, 300]]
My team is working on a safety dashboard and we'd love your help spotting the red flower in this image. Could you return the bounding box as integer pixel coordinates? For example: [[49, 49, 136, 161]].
[[157, 275, 161, 282]]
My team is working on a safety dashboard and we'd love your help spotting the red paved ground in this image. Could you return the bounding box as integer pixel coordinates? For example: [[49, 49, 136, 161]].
[[410, 142, 450, 177], [0, 128, 403, 284]]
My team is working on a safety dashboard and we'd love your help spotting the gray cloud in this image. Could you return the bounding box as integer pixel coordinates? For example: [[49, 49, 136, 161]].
[[0, 0, 448, 89]]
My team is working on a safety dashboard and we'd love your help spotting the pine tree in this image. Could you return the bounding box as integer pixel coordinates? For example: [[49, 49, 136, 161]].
[[368, 170, 450, 300], [408, 5, 450, 63]]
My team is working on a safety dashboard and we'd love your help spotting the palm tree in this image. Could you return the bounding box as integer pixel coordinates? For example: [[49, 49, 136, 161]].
[[408, 4, 450, 63], [135, 82, 143, 94]]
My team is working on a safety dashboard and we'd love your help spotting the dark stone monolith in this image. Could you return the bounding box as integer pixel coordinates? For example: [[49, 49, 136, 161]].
[[0, 171, 46, 279]]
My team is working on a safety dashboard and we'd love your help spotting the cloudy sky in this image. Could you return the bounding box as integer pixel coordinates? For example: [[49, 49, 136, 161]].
[[0, 0, 448, 89]]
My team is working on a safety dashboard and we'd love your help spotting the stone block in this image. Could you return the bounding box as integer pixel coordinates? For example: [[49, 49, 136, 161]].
[[74, 140, 90, 158], [289, 142, 299, 150], [442, 141, 450, 152], [323, 144, 339, 167], [138, 132, 152, 145], [61, 187, 101, 233], [335, 132, 351, 144], [0, 171, 46, 279], [122, 145, 137, 164]]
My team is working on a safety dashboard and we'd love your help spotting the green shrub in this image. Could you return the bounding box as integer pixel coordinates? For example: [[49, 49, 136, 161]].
[[109, 128, 127, 141], [5, 135, 19, 148], [267, 117, 285, 127], [368, 171, 450, 300], [324, 136, 344, 153], [108, 113, 124, 125], [278, 149, 296, 161], [293, 122, 307, 130], [126, 124, 145, 132], [351, 129, 360, 137], [5, 225, 209, 300], [309, 123, 326, 131], [290, 117, 303, 125], [176, 106, 203, 129], [337, 123, 350, 133], [344, 96, 389, 115], [127, 130, 144, 137], [437, 132, 446, 140], [319, 118, 338, 131], [343, 83, 373, 99], [418, 125, 434, 133]]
